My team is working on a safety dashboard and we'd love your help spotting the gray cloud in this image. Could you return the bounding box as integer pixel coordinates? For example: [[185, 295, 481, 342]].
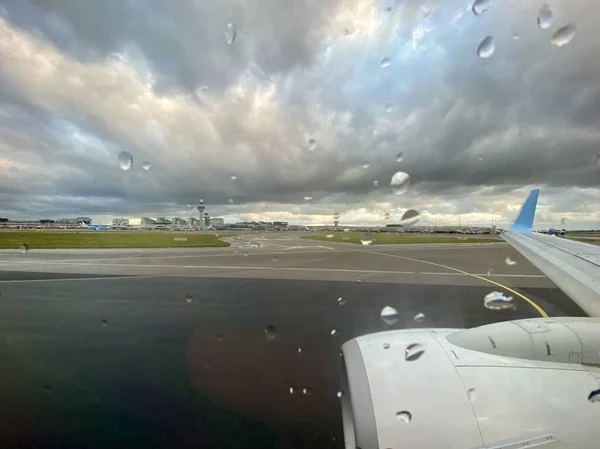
[[1, 0, 600, 227]]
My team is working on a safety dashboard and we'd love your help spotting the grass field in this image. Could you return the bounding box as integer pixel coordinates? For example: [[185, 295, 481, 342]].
[[0, 231, 231, 249], [300, 233, 502, 245]]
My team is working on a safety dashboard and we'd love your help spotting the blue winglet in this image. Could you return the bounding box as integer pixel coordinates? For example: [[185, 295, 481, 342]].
[[510, 188, 539, 233]]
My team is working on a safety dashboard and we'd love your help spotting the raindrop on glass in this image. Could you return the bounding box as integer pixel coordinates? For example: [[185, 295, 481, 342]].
[[118, 151, 133, 170], [383, 343, 390, 349], [336, 390, 344, 398], [561, 217, 568, 225], [216, 333, 225, 342], [19, 243, 28, 254], [513, 33, 519, 40], [477, 36, 495, 58], [360, 238, 373, 246], [228, 198, 234, 204], [142, 161, 151, 171], [230, 174, 237, 180], [487, 268, 494, 276], [413, 312, 425, 322], [505, 256, 516, 266], [384, 212, 391, 220], [326, 234, 334, 239], [184, 294, 193, 303], [467, 388, 477, 403], [302, 387, 313, 395], [101, 319, 108, 327], [588, 389, 600, 403], [297, 347, 302, 353], [537, 5, 553, 29], [472, 0, 490, 16], [551, 25, 576, 47], [44, 384, 52, 393], [289, 386, 296, 395], [483, 291, 515, 310], [304, 196, 313, 201], [405, 343, 425, 361], [385, 103, 393, 112], [265, 325, 276, 340], [396, 152, 404, 162], [337, 297, 346, 306], [308, 139, 317, 151], [373, 180, 379, 187], [400, 209, 421, 226], [330, 329, 338, 336], [477, 154, 484, 161], [396, 411, 412, 423], [390, 171, 410, 195], [225, 22, 237, 45], [362, 161, 370, 169], [272, 257, 278, 263], [380, 57, 391, 68]]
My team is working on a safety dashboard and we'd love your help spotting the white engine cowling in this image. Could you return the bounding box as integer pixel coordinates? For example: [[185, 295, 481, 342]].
[[340, 318, 600, 449]]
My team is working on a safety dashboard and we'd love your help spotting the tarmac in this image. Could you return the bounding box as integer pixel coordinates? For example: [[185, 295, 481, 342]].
[[0, 232, 585, 448]]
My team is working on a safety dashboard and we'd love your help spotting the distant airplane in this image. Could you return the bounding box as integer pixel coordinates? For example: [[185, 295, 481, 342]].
[[339, 188, 600, 449], [79, 222, 111, 231]]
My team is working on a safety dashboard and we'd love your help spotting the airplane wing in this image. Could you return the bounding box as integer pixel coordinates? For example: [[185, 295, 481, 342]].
[[501, 188, 600, 317]]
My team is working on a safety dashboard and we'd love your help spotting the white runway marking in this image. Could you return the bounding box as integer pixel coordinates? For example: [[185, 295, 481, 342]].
[[0, 275, 161, 284]]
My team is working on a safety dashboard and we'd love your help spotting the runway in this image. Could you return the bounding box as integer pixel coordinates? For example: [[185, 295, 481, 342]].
[[0, 232, 585, 448]]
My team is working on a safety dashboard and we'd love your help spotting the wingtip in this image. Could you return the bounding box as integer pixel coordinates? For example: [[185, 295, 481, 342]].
[[509, 188, 540, 233]]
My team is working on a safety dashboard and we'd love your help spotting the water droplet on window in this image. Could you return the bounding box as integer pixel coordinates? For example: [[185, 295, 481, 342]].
[[308, 138, 317, 151], [265, 325, 276, 340], [19, 243, 28, 254], [101, 319, 108, 327], [302, 387, 313, 395], [289, 386, 296, 394], [304, 196, 313, 201], [216, 333, 225, 342], [184, 294, 193, 303], [380, 57, 391, 68], [551, 25, 576, 47], [413, 312, 425, 322], [326, 234, 334, 238], [142, 161, 151, 171], [487, 268, 494, 276], [343, 28, 351, 36], [390, 171, 410, 195], [373, 180, 379, 187], [228, 198, 234, 204], [384, 212, 391, 220], [467, 388, 477, 402], [477, 154, 484, 161], [383, 343, 390, 349], [588, 388, 600, 402], [225, 22, 237, 44], [405, 343, 425, 361], [396, 410, 412, 423], [330, 329, 338, 336], [537, 5, 553, 29], [360, 238, 373, 246], [505, 256, 516, 266], [561, 217, 568, 225], [385, 103, 393, 112], [400, 209, 421, 226], [336, 390, 344, 398], [272, 257, 278, 263], [297, 347, 302, 353], [477, 36, 495, 58], [118, 151, 133, 170], [244, 252, 248, 257], [483, 291, 515, 310], [472, 0, 490, 15], [230, 174, 237, 180], [337, 297, 346, 306], [396, 152, 404, 162], [44, 384, 52, 393], [513, 33, 519, 40], [362, 161, 370, 169]]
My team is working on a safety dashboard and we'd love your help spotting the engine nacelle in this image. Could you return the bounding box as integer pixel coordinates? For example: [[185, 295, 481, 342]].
[[340, 318, 600, 449]]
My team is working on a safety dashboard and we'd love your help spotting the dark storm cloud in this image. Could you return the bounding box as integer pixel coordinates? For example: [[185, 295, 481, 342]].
[[1, 0, 600, 225]]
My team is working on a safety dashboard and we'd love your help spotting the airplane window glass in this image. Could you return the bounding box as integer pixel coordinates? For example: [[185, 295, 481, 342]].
[[1, 1, 599, 448]]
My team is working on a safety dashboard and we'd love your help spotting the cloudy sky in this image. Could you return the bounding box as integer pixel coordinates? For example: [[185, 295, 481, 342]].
[[1, 0, 599, 228]]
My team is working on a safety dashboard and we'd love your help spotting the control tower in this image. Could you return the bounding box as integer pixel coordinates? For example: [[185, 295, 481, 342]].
[[197, 199, 206, 231]]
